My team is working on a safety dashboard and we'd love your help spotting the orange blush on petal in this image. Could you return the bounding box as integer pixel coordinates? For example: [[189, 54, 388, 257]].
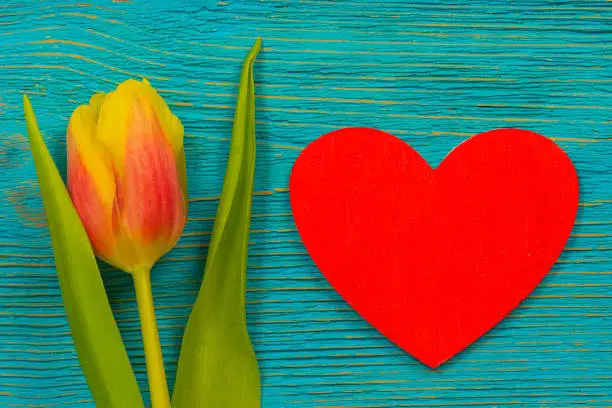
[[121, 103, 186, 246], [67, 136, 114, 260]]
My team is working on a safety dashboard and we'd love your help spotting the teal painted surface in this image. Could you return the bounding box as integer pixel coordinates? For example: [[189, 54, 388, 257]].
[[0, 0, 610, 406]]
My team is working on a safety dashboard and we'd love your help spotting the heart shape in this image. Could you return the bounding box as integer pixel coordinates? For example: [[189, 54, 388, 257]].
[[290, 128, 578, 368]]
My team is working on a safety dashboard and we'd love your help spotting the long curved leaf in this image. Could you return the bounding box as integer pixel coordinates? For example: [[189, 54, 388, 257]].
[[172, 38, 262, 408], [23, 96, 145, 408]]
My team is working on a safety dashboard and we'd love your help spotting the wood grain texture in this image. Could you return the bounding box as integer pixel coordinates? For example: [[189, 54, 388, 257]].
[[0, 0, 610, 406]]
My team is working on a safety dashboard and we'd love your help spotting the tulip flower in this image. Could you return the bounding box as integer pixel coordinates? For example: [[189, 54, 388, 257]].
[[67, 78, 187, 408]]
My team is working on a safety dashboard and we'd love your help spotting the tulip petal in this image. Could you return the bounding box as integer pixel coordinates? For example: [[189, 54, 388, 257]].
[[67, 105, 116, 263], [116, 100, 186, 270], [141, 78, 184, 158], [88, 92, 107, 121], [95, 80, 139, 176], [140, 78, 188, 199]]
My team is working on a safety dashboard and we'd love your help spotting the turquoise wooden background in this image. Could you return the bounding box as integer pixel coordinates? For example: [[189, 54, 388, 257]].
[[0, 0, 610, 406]]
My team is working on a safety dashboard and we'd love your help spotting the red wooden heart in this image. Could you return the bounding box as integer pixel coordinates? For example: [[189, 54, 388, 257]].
[[290, 128, 578, 368]]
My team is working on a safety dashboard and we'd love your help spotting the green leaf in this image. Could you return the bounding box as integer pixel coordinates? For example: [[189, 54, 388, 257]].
[[23, 96, 145, 408], [172, 38, 262, 408]]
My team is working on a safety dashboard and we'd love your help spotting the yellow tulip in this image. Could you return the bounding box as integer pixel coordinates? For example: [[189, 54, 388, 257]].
[[66, 78, 187, 408], [67, 78, 187, 274]]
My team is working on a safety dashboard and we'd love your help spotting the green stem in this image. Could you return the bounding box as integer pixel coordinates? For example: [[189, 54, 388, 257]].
[[133, 268, 170, 408]]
